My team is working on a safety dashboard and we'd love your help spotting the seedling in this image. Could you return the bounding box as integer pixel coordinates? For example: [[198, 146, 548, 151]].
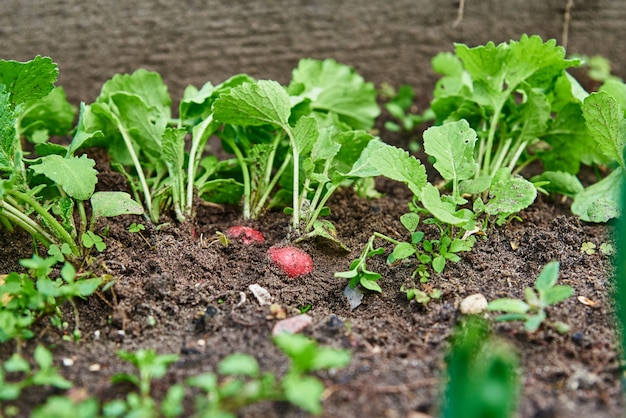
[[0, 57, 144, 258], [487, 261, 574, 333], [0, 255, 102, 343], [109, 349, 181, 417], [0, 346, 73, 414], [441, 316, 520, 418]]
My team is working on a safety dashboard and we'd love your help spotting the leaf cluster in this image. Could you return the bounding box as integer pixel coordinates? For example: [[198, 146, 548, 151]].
[[487, 261, 574, 333], [0, 254, 102, 343], [0, 57, 144, 258], [441, 316, 520, 418], [30, 334, 350, 418]]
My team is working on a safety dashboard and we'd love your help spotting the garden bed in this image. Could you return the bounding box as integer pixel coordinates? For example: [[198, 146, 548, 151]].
[[0, 36, 624, 417], [0, 132, 622, 418]]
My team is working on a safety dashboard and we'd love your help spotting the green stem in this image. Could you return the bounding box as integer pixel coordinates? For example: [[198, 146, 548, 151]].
[[222, 137, 252, 219], [5, 191, 79, 255], [284, 126, 300, 230], [482, 105, 502, 175], [506, 139, 530, 173], [0, 200, 55, 247], [305, 183, 339, 232], [252, 153, 291, 219], [373, 231, 402, 246], [111, 113, 154, 222], [186, 115, 214, 216], [77, 201, 87, 238], [489, 137, 512, 175]]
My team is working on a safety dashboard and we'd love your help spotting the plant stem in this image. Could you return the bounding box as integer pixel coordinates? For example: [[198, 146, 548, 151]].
[[305, 183, 339, 232], [187, 115, 214, 216], [111, 113, 155, 222], [284, 126, 300, 230], [252, 153, 291, 219], [222, 137, 252, 219], [5, 191, 79, 255], [0, 200, 55, 247]]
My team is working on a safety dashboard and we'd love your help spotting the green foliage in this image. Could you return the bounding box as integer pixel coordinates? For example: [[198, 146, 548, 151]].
[[102, 335, 350, 417], [441, 317, 520, 418], [0, 255, 102, 343], [0, 57, 143, 258], [487, 261, 574, 333], [572, 90, 626, 222], [0, 345, 73, 416]]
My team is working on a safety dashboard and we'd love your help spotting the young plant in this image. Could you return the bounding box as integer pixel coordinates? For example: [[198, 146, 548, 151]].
[[211, 59, 381, 242], [571, 88, 625, 222], [0, 254, 102, 343], [0, 57, 144, 258], [108, 349, 183, 418], [441, 316, 520, 418], [487, 261, 574, 333], [190, 333, 350, 417], [0, 346, 73, 413]]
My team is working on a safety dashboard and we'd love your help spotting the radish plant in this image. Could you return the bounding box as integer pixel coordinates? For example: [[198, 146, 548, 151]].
[[0, 57, 143, 258]]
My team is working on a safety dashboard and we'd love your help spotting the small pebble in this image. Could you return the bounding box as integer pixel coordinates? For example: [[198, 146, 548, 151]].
[[460, 293, 488, 314], [62, 358, 74, 367], [249, 284, 272, 306], [571, 331, 584, 346], [272, 314, 313, 336], [88, 363, 101, 372]]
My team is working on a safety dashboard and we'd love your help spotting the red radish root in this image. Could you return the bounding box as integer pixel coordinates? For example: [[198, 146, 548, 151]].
[[226, 226, 265, 245], [268, 246, 313, 278]]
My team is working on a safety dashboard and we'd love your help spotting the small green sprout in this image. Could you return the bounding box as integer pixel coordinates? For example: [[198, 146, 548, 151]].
[[127, 222, 145, 233], [600, 242, 615, 256], [581, 242, 596, 255], [487, 261, 574, 333]]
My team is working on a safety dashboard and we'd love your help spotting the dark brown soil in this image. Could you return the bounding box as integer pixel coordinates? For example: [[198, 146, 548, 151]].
[[0, 127, 623, 418]]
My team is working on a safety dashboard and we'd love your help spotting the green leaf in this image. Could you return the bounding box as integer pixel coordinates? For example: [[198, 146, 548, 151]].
[[218, 354, 260, 377], [600, 78, 626, 115], [0, 89, 17, 172], [583, 91, 626, 168], [530, 171, 584, 196], [388, 242, 415, 264], [572, 167, 624, 222], [109, 92, 168, 159], [423, 120, 478, 187], [75, 278, 102, 297], [420, 184, 467, 225], [18, 87, 76, 141], [485, 169, 537, 216], [360, 275, 382, 293], [400, 212, 420, 232], [524, 312, 546, 333], [542, 285, 574, 306], [366, 142, 427, 196], [0, 56, 58, 109], [288, 58, 380, 129], [293, 115, 318, 156], [487, 298, 530, 314], [506, 35, 575, 88], [99, 69, 171, 118], [29, 154, 97, 200], [91, 191, 144, 219], [282, 374, 324, 415], [198, 178, 244, 204], [309, 347, 351, 371], [213, 80, 291, 128], [534, 261, 560, 291], [432, 255, 446, 273], [33, 345, 54, 370]]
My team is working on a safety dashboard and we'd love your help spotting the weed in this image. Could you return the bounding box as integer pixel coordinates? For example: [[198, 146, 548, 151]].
[[487, 261, 574, 333]]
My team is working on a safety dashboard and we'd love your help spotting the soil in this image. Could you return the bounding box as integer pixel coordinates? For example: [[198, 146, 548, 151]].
[[0, 119, 623, 418]]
